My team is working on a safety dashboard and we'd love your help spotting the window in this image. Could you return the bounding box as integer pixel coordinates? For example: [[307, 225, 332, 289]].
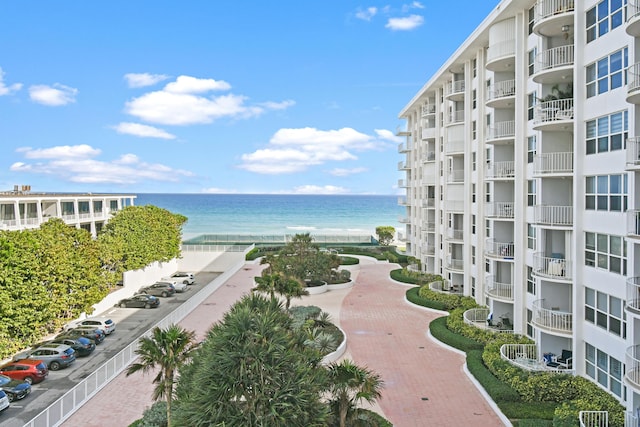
[[471, 277, 475, 297], [585, 343, 624, 398], [586, 110, 627, 154], [586, 48, 628, 98], [585, 174, 628, 211], [527, 180, 536, 206], [472, 89, 477, 109], [527, 135, 536, 163], [472, 59, 477, 78], [472, 214, 476, 234], [526, 309, 533, 338], [585, 232, 627, 275], [472, 152, 476, 171], [527, 224, 536, 250], [471, 246, 476, 265], [528, 48, 536, 76], [527, 92, 536, 121], [472, 184, 476, 203], [485, 183, 490, 203], [485, 220, 490, 238], [472, 120, 477, 140], [586, 0, 626, 43], [526, 266, 535, 295], [585, 287, 626, 338], [528, 6, 535, 35]]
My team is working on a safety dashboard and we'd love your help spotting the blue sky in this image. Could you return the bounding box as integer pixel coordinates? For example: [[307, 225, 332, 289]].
[[0, 1, 497, 195]]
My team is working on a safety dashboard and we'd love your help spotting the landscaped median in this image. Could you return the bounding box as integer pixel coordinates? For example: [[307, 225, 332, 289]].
[[394, 268, 625, 427]]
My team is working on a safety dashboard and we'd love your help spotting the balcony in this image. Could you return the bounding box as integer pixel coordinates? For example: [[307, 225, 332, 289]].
[[500, 344, 569, 372], [422, 150, 436, 162], [446, 109, 464, 126], [429, 279, 463, 294], [421, 243, 435, 255], [533, 45, 574, 84], [422, 220, 436, 232], [627, 1, 640, 37], [625, 277, 640, 316], [485, 239, 514, 260], [422, 198, 435, 208], [397, 179, 408, 188], [398, 216, 410, 224], [463, 308, 515, 333], [397, 142, 411, 153], [627, 63, 640, 104], [444, 80, 465, 101], [486, 39, 515, 72], [533, 99, 574, 131], [533, 252, 571, 280], [445, 200, 464, 212], [421, 104, 436, 117], [626, 137, 640, 169], [486, 80, 515, 109], [398, 196, 407, 206], [485, 120, 515, 144], [625, 345, 640, 393], [532, 299, 572, 334], [485, 161, 515, 180], [446, 228, 463, 241], [446, 169, 464, 184], [444, 139, 465, 155], [533, 152, 573, 176], [396, 126, 411, 136], [485, 202, 514, 219], [444, 257, 464, 272], [485, 275, 514, 301], [533, 0, 575, 37], [397, 160, 409, 170], [534, 205, 572, 227]]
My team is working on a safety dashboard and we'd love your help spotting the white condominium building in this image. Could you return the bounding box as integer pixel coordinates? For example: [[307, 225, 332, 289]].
[[397, 0, 640, 418], [0, 185, 136, 237]]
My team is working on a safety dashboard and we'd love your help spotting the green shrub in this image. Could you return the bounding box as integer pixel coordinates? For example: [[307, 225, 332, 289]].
[[405, 286, 447, 310], [132, 401, 167, 427], [338, 256, 359, 265], [390, 268, 441, 285], [467, 350, 520, 402], [429, 317, 484, 352], [499, 402, 557, 422]]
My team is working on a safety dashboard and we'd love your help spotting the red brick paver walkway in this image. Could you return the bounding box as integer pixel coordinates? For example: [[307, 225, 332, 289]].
[[63, 259, 506, 427]]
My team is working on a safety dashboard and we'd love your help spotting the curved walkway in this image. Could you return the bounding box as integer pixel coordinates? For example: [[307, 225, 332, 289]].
[[63, 258, 506, 427]]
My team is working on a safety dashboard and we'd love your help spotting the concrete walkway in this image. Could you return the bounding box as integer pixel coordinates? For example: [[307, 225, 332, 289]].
[[63, 258, 506, 427]]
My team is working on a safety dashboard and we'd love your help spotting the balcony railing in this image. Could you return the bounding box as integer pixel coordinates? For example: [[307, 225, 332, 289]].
[[397, 142, 411, 153], [532, 299, 572, 333], [447, 109, 464, 124], [422, 198, 435, 208], [399, 216, 410, 224], [447, 169, 464, 183], [445, 80, 465, 96], [445, 139, 465, 154], [578, 411, 607, 427], [485, 202, 514, 219], [429, 280, 463, 294], [534, 98, 574, 126], [422, 243, 435, 255], [486, 120, 515, 141], [398, 196, 407, 206], [533, 152, 573, 174], [534, 45, 574, 74], [423, 150, 436, 162], [447, 228, 463, 240], [534, 205, 572, 226], [627, 210, 640, 237], [486, 161, 515, 179], [627, 137, 640, 167], [487, 39, 515, 63], [423, 221, 436, 232], [628, 62, 640, 98], [485, 239, 514, 259], [501, 343, 572, 372], [445, 257, 464, 271], [464, 308, 516, 334], [485, 275, 514, 300], [533, 252, 571, 280], [625, 277, 640, 314], [535, 0, 575, 23], [397, 179, 407, 188], [626, 344, 640, 392], [445, 200, 465, 212], [630, 1, 640, 21], [422, 104, 436, 116], [487, 80, 515, 102]]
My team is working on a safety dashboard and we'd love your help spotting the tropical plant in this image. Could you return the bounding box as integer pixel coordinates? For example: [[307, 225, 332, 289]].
[[326, 359, 385, 427], [275, 275, 309, 309], [126, 324, 197, 427], [375, 226, 396, 246]]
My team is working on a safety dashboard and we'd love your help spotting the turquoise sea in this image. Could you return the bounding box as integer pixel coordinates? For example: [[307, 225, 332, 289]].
[[135, 194, 404, 240]]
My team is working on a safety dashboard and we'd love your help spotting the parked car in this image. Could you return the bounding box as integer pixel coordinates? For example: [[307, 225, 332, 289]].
[[156, 279, 187, 293], [162, 271, 195, 285], [0, 390, 9, 413], [64, 316, 116, 335], [139, 282, 176, 298], [117, 294, 160, 309], [0, 359, 48, 384], [41, 336, 96, 357], [0, 374, 31, 402], [14, 344, 76, 371], [61, 327, 105, 345]]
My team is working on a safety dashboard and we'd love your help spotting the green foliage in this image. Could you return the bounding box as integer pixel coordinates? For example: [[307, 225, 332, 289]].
[[338, 256, 359, 265], [417, 285, 472, 311], [429, 317, 483, 352], [98, 205, 186, 274], [134, 401, 168, 427], [375, 226, 395, 246], [467, 350, 521, 403], [405, 286, 446, 311], [500, 402, 557, 422], [390, 268, 441, 285]]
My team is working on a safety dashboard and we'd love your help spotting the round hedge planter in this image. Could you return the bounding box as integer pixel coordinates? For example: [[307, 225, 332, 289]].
[[321, 324, 347, 364], [305, 281, 328, 295], [327, 280, 354, 291]]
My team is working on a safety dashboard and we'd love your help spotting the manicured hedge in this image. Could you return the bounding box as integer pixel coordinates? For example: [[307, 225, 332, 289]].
[[406, 286, 447, 311], [338, 256, 359, 265], [429, 316, 484, 352]]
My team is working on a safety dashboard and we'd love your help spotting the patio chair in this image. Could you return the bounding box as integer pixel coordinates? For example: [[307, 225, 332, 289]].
[[555, 107, 573, 120], [556, 349, 572, 369]]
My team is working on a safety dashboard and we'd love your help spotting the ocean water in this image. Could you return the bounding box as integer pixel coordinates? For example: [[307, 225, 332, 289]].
[[135, 194, 404, 240]]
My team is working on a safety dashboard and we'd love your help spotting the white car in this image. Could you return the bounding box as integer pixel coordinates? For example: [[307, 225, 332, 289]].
[[64, 317, 116, 335], [0, 390, 9, 413], [163, 272, 195, 285], [157, 279, 187, 293]]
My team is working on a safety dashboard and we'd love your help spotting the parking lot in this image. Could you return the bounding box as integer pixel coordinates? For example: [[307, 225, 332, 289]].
[[1, 271, 220, 427]]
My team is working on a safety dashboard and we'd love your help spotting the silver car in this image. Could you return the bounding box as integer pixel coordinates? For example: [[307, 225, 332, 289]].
[[14, 344, 76, 371]]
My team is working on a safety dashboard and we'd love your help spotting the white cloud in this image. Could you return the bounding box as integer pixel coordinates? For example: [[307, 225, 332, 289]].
[[124, 75, 293, 126], [355, 7, 377, 21], [0, 67, 22, 95], [239, 127, 391, 175], [113, 122, 176, 139], [124, 73, 170, 88], [29, 83, 78, 106], [374, 128, 403, 142], [201, 187, 236, 194], [385, 14, 424, 31], [329, 167, 368, 177], [402, 1, 425, 12], [11, 144, 192, 184], [291, 185, 350, 195]]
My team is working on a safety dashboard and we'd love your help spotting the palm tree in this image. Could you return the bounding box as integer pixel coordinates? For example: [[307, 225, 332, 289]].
[[326, 359, 385, 427], [126, 324, 196, 427], [253, 273, 280, 299], [275, 276, 309, 309]]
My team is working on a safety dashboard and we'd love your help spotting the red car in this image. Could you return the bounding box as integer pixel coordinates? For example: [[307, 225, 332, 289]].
[[0, 359, 49, 384]]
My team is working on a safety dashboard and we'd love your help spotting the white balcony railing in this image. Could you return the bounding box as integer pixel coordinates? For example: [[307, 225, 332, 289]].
[[447, 109, 464, 124], [423, 150, 436, 162], [429, 280, 462, 294], [625, 277, 640, 314], [445, 200, 465, 212], [397, 179, 407, 188], [422, 198, 435, 208], [532, 299, 572, 333], [447, 228, 464, 240], [423, 221, 436, 232], [486, 161, 515, 179], [578, 411, 607, 427], [485, 275, 514, 300], [445, 139, 465, 154], [535, 0, 575, 23], [487, 80, 515, 102], [534, 205, 572, 226], [628, 63, 640, 97], [485, 239, 514, 259], [445, 257, 464, 271], [485, 202, 514, 219], [534, 98, 574, 125], [534, 45, 574, 74], [630, 1, 640, 21], [533, 152, 573, 174], [487, 39, 515, 63], [445, 80, 465, 96], [447, 169, 464, 183], [627, 210, 640, 237], [626, 344, 640, 391], [627, 137, 640, 166], [398, 196, 407, 205], [486, 120, 515, 141], [422, 104, 436, 116], [533, 252, 571, 280]]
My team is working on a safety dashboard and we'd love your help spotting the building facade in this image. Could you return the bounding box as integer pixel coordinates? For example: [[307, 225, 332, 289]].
[[397, 0, 640, 419], [0, 185, 136, 236]]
